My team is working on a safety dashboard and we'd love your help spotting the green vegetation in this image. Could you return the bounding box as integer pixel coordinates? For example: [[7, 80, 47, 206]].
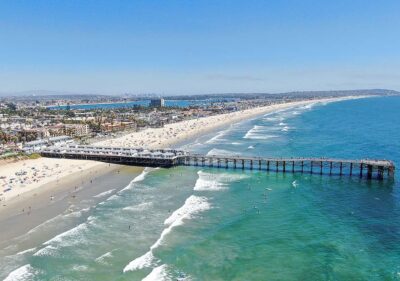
[[28, 153, 41, 159]]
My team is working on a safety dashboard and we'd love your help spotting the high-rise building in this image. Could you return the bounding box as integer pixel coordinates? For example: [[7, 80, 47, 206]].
[[150, 98, 165, 108]]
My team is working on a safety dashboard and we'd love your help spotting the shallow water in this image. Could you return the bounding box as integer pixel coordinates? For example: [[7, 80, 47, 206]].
[[2, 96, 400, 280]]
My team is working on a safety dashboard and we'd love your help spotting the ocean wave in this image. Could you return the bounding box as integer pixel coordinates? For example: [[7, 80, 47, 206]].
[[33, 245, 59, 257], [3, 264, 38, 281], [105, 194, 120, 202], [64, 206, 91, 218], [95, 251, 114, 264], [206, 148, 240, 156], [243, 133, 278, 140], [243, 125, 279, 140], [15, 247, 37, 256], [42, 222, 88, 247], [152, 195, 210, 250], [124, 195, 210, 273], [123, 202, 153, 212], [93, 189, 116, 198], [205, 130, 227, 144], [119, 167, 153, 193], [194, 171, 248, 191], [142, 264, 170, 281], [123, 251, 155, 272], [25, 213, 65, 236], [72, 264, 89, 272]]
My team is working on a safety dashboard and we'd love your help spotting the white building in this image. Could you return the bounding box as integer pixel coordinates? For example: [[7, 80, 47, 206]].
[[49, 136, 74, 147], [23, 140, 48, 153], [64, 124, 91, 137], [23, 135, 74, 153]]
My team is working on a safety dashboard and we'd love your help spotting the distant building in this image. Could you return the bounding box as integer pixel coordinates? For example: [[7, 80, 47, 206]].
[[23, 139, 48, 153], [64, 124, 91, 137], [23, 136, 74, 153], [150, 98, 165, 108], [49, 136, 74, 147], [100, 121, 136, 133]]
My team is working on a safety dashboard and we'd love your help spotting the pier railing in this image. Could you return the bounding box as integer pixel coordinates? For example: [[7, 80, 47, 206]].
[[40, 145, 395, 181], [182, 154, 395, 180]]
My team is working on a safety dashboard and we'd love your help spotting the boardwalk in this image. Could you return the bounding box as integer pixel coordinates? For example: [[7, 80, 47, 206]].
[[40, 145, 395, 180]]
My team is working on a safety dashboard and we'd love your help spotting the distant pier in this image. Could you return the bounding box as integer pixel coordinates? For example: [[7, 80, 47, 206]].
[[41, 145, 395, 181]]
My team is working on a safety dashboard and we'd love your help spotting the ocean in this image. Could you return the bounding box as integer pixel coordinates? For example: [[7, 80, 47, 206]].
[[2, 96, 400, 280]]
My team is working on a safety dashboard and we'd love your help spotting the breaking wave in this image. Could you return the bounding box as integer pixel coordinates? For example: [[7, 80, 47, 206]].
[[123, 195, 210, 273]]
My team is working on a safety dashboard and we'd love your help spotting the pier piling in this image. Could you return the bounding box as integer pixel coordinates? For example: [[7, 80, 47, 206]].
[[40, 145, 395, 181]]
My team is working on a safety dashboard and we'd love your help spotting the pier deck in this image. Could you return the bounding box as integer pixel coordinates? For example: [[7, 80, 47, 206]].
[[40, 145, 395, 180]]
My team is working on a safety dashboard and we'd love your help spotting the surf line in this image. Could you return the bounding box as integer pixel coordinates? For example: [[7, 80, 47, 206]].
[[123, 194, 210, 272]]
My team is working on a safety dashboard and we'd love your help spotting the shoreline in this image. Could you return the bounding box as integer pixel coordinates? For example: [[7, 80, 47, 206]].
[[1, 95, 369, 207], [0, 164, 143, 252], [0, 95, 370, 245], [96, 95, 370, 149]]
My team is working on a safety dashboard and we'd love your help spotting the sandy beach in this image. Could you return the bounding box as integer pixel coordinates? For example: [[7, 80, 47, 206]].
[[96, 96, 366, 149], [0, 96, 366, 218]]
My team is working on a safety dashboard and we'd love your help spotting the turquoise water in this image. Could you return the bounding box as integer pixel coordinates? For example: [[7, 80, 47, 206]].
[[2, 96, 400, 280]]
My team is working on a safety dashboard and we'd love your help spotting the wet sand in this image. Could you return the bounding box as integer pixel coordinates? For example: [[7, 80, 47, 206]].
[[0, 165, 143, 255]]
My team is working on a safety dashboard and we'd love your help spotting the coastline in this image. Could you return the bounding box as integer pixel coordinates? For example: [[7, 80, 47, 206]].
[[0, 95, 370, 248], [96, 95, 370, 149], [0, 164, 143, 252], [1, 95, 369, 207]]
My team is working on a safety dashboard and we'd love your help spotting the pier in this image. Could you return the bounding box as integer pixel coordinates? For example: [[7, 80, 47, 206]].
[[40, 145, 395, 180]]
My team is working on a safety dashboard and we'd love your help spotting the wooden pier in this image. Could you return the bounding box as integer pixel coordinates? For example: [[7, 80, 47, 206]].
[[40, 145, 395, 181], [182, 154, 395, 180]]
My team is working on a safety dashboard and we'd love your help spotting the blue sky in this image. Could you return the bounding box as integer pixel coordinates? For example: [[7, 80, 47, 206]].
[[0, 0, 399, 94]]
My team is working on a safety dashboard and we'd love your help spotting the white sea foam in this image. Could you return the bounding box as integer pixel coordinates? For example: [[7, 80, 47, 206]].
[[95, 251, 114, 264], [194, 172, 226, 191], [243, 125, 279, 140], [194, 171, 247, 191], [123, 202, 153, 212], [119, 167, 153, 193], [33, 245, 59, 257], [94, 188, 115, 198], [63, 206, 91, 220], [72, 264, 89, 271], [105, 194, 120, 202], [123, 251, 155, 272], [142, 264, 170, 281], [42, 222, 88, 247], [244, 133, 278, 140], [231, 142, 241, 145], [124, 196, 211, 273], [25, 213, 64, 235], [206, 148, 239, 156], [152, 196, 210, 250], [301, 103, 316, 110], [205, 130, 227, 144], [3, 264, 38, 281], [15, 247, 37, 256]]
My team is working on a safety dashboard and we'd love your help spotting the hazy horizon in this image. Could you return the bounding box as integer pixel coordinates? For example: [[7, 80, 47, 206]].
[[0, 88, 399, 98]]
